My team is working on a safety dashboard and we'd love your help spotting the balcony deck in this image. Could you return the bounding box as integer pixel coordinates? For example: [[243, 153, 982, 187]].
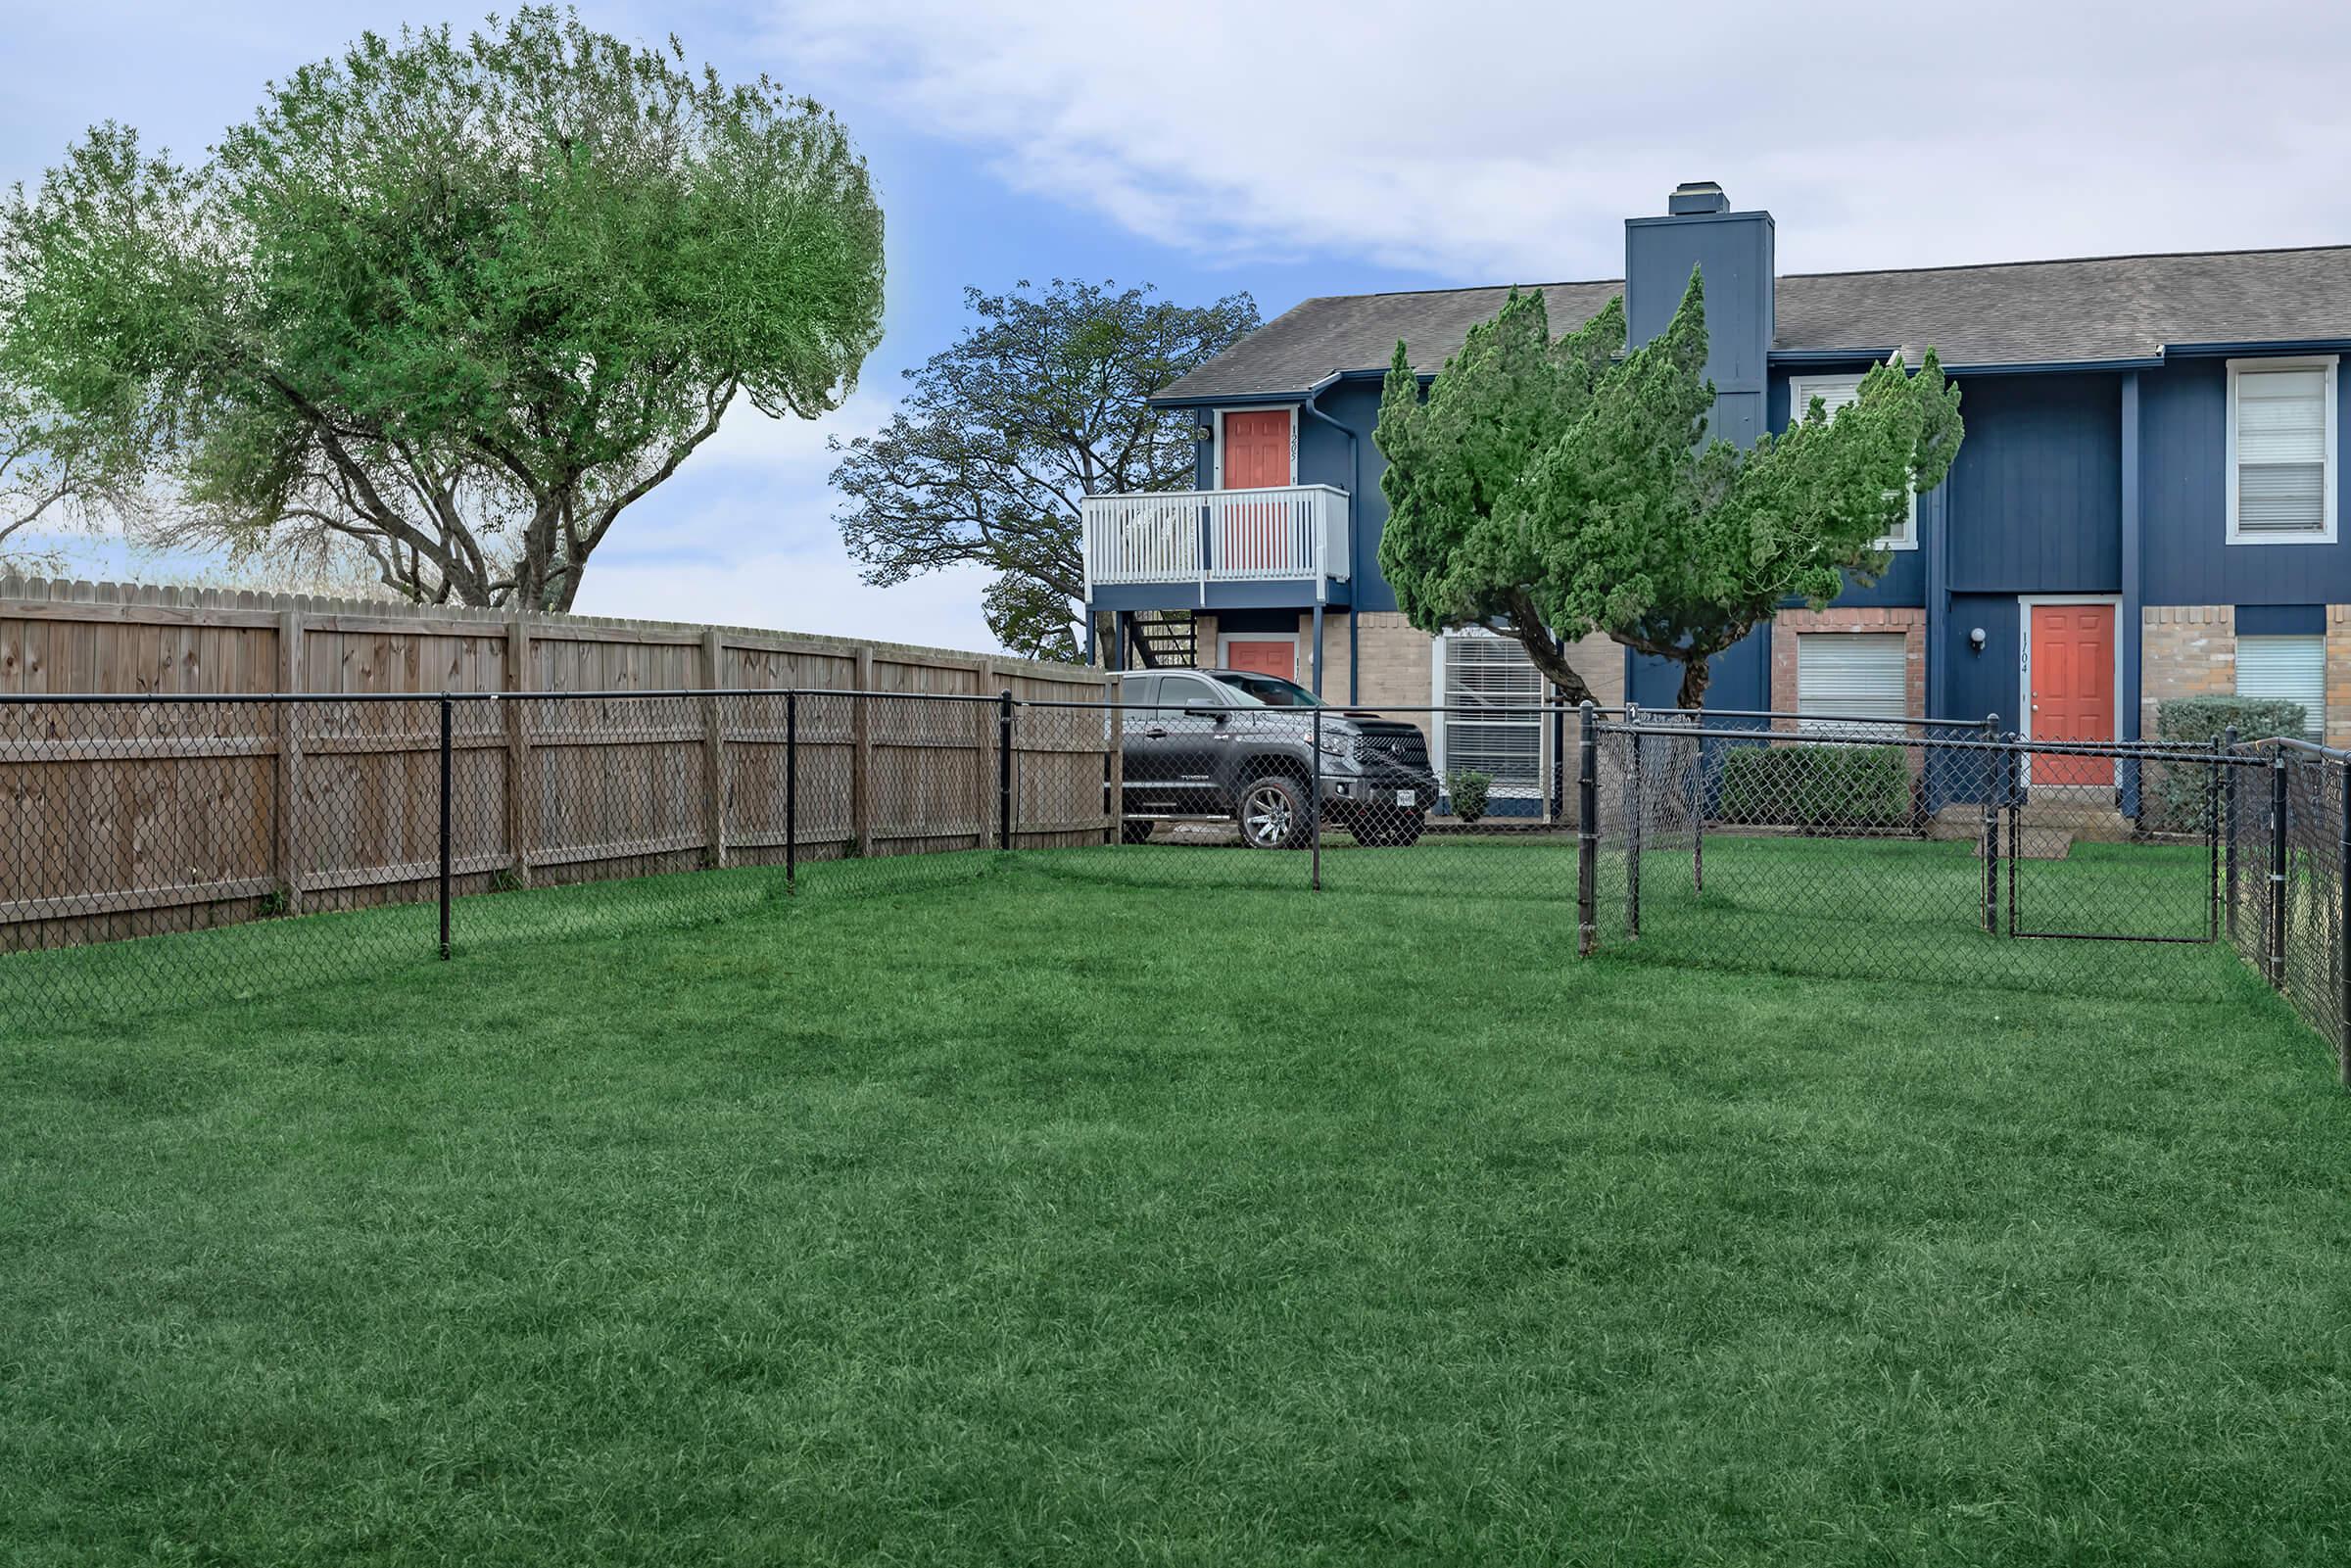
[[1082, 485, 1350, 608]]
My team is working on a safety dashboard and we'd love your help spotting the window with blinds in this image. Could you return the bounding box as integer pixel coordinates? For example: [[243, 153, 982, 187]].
[[1787, 374, 1916, 547], [1437, 632, 1545, 794], [2236, 635, 2327, 739], [1796, 633, 1908, 734], [2229, 358, 2336, 542]]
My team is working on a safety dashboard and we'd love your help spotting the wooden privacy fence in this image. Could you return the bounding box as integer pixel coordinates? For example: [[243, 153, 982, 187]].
[[0, 577, 1111, 955]]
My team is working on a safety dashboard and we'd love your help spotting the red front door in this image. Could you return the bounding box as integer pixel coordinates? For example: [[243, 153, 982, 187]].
[[1222, 410, 1290, 570], [1225, 639, 1295, 682], [2029, 603, 2116, 785]]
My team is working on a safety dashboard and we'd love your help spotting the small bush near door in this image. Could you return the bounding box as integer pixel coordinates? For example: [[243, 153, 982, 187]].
[[1718, 743, 1911, 832], [2141, 695, 2309, 833]]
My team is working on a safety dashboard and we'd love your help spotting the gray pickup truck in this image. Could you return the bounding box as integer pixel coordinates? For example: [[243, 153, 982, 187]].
[[1117, 668, 1439, 848]]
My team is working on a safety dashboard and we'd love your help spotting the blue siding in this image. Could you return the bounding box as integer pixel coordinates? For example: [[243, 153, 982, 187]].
[[1943, 594, 2023, 731], [2236, 602, 2325, 636], [1765, 364, 1928, 608], [2142, 357, 2351, 604], [1944, 374, 2122, 594], [1304, 383, 1397, 612], [1627, 622, 1772, 712], [1626, 209, 1774, 449]]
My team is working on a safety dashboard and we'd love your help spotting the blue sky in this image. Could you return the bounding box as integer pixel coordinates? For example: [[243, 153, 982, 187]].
[[10, 0, 2351, 649]]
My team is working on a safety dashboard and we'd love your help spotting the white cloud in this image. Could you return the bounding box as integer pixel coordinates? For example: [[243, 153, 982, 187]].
[[769, 0, 2351, 279]]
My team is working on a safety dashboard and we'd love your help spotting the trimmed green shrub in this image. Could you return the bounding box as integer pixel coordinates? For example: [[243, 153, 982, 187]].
[[2142, 694, 2309, 833], [2154, 694, 2307, 746], [1717, 743, 1912, 831], [1444, 769, 1493, 825]]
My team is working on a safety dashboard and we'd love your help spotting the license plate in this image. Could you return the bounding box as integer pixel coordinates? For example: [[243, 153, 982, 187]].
[[1396, 789, 1415, 808]]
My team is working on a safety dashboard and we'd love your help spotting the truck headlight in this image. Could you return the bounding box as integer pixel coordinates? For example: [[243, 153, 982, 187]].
[[1317, 730, 1353, 758]]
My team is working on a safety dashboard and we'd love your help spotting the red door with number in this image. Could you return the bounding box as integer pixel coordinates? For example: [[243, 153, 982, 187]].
[[1222, 410, 1289, 571], [1224, 640, 1296, 682], [2028, 603, 2116, 785]]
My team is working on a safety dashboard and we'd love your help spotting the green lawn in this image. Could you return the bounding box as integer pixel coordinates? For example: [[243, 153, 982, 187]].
[[5, 840, 2350, 1564]]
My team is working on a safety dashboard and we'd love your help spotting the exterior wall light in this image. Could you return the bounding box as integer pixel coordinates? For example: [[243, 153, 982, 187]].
[[1969, 627, 1987, 652]]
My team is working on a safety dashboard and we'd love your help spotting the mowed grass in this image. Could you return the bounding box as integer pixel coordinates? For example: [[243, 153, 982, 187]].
[[5, 839, 2351, 1565]]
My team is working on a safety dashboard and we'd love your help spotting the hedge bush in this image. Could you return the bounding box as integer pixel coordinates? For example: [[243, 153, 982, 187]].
[[1443, 769, 1493, 825], [2141, 694, 2310, 832], [2153, 694, 2308, 746], [1717, 742, 1912, 830]]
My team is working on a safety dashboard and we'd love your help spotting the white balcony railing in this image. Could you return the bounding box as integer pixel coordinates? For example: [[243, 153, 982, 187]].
[[1082, 485, 1351, 598]]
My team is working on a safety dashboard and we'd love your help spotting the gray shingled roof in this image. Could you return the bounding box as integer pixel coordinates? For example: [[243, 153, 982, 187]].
[[1152, 245, 2351, 401]]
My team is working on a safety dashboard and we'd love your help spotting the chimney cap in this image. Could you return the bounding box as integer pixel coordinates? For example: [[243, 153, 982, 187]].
[[1667, 181, 1730, 216]]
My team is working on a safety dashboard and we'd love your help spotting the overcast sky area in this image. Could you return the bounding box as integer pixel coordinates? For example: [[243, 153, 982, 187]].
[[8, 0, 2351, 650]]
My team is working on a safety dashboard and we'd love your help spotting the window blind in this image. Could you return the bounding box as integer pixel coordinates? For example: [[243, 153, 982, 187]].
[[2236, 635, 2327, 739], [1797, 633, 1907, 731], [2235, 367, 2328, 536], [1440, 633, 1544, 793]]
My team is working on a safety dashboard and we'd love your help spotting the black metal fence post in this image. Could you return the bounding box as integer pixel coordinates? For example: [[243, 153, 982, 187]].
[[2224, 725, 2240, 939], [437, 692, 453, 960], [1576, 701, 1599, 956], [1624, 700, 1643, 938], [1978, 714, 1998, 934], [1310, 705, 1323, 892], [997, 689, 1015, 852], [2002, 736, 2021, 937], [785, 689, 798, 894], [2270, 756, 2290, 989], [2208, 732, 2225, 941], [2336, 756, 2351, 1087], [1550, 698, 1567, 824]]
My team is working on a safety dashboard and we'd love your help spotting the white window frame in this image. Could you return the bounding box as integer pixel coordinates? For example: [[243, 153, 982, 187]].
[[1211, 405, 1299, 491], [1793, 630, 1911, 736], [1429, 628, 1549, 799], [1787, 372, 1918, 550], [2226, 355, 2338, 546], [2234, 633, 2327, 740]]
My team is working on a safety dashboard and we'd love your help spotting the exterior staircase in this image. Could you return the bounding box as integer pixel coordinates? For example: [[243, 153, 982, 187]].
[[1128, 610, 1197, 668]]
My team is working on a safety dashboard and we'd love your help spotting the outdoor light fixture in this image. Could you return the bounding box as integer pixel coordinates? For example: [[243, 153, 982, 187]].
[[1194, 423, 1215, 442], [1969, 627, 1987, 652]]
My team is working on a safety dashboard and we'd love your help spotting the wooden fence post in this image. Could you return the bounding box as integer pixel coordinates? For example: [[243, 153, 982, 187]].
[[702, 627, 729, 869], [852, 645, 874, 856], [504, 613, 534, 886], [275, 607, 305, 914]]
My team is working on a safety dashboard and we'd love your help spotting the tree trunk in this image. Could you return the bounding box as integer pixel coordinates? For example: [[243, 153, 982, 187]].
[[1674, 654, 1712, 712], [1505, 617, 1597, 709]]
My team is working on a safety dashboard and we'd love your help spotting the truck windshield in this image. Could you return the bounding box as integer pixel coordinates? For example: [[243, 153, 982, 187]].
[[1212, 673, 1323, 708]]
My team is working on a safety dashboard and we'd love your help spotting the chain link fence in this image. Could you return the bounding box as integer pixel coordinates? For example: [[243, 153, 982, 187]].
[[1580, 708, 2351, 1080], [10, 687, 2351, 1083]]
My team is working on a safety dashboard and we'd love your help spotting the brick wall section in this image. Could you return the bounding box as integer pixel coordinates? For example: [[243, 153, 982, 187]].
[[1770, 606, 1927, 719], [1316, 614, 1624, 719], [2139, 605, 2234, 739], [2327, 607, 2351, 750], [1318, 611, 1432, 718]]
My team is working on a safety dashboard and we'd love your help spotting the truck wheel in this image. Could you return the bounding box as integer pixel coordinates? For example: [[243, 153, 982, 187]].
[[1121, 820, 1154, 845], [1237, 774, 1311, 850]]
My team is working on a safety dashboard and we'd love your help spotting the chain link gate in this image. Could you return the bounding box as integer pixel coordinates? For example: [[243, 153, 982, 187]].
[[1576, 706, 2351, 1084]]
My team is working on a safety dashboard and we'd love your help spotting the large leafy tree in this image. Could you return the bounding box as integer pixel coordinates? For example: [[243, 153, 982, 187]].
[[833, 279, 1259, 662], [1378, 275, 1962, 708], [0, 8, 886, 610], [0, 379, 150, 574]]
